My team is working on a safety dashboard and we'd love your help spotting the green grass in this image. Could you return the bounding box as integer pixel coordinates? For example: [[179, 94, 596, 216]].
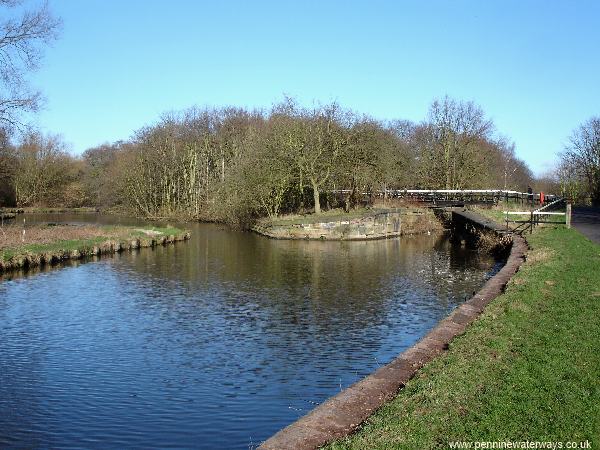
[[476, 208, 530, 224], [20, 207, 99, 213], [129, 226, 183, 237], [475, 207, 566, 231], [0, 225, 186, 262], [325, 226, 600, 449], [1, 237, 108, 261]]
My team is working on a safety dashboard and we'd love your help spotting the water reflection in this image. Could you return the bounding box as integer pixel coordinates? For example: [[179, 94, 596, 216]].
[[0, 215, 501, 449]]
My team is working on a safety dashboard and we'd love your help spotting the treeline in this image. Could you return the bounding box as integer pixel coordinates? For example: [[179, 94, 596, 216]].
[[1, 96, 538, 225], [0, 131, 86, 208], [558, 117, 600, 206]]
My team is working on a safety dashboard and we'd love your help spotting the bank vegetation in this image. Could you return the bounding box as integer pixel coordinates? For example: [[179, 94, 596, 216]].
[[0, 223, 190, 273], [326, 225, 600, 449], [1, 96, 543, 226]]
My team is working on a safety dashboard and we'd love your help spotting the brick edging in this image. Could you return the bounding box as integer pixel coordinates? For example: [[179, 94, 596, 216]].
[[259, 228, 528, 450]]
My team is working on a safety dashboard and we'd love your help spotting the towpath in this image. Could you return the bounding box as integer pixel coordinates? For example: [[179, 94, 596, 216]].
[[572, 207, 600, 244]]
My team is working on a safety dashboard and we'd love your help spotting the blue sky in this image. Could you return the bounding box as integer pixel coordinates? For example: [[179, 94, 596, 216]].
[[27, 0, 600, 175]]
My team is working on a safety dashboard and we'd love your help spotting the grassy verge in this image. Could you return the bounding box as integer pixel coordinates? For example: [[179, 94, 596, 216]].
[[475, 207, 531, 225], [31, 207, 98, 213], [3, 207, 100, 214], [326, 225, 600, 449], [474, 205, 566, 232], [0, 224, 188, 266]]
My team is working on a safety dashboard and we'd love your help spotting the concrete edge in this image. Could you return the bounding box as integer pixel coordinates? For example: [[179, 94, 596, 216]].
[[258, 216, 528, 450]]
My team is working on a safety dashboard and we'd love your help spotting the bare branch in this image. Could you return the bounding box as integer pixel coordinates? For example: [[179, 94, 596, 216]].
[[0, 1, 60, 129]]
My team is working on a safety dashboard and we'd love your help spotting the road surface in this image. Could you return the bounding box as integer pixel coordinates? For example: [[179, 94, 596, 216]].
[[572, 207, 600, 244]]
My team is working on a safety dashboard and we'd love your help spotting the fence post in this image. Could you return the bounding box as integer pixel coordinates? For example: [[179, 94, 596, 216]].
[[566, 203, 572, 229], [530, 211, 534, 234]]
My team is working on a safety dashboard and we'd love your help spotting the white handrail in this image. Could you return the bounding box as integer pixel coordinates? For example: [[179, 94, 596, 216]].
[[336, 189, 557, 198], [504, 211, 565, 216], [534, 198, 564, 213]]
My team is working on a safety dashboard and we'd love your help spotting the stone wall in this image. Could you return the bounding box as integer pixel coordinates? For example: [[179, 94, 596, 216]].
[[252, 208, 443, 240]]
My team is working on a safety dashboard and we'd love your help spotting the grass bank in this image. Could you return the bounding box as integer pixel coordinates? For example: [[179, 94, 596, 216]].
[[3, 207, 99, 214], [476, 207, 531, 226], [0, 224, 190, 273], [326, 225, 600, 449], [474, 204, 567, 233]]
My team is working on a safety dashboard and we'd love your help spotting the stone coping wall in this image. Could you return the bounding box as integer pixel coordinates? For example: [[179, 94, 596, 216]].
[[0, 231, 191, 274], [253, 208, 443, 240], [259, 213, 527, 450]]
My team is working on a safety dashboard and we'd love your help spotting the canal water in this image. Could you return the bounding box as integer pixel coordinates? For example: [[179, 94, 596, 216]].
[[0, 214, 503, 449]]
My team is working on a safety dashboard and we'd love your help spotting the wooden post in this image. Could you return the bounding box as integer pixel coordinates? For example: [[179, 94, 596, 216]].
[[566, 203, 572, 229], [530, 211, 534, 234]]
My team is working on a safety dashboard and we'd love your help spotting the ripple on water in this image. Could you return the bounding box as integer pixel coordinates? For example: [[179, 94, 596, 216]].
[[0, 218, 502, 449]]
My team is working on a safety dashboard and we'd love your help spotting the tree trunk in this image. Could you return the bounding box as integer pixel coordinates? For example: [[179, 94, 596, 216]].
[[312, 180, 321, 214], [299, 171, 304, 212], [444, 143, 451, 189]]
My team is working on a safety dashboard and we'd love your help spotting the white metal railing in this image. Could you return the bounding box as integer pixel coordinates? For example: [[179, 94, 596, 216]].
[[534, 198, 565, 213], [504, 211, 565, 215], [503, 197, 570, 234], [336, 189, 555, 200]]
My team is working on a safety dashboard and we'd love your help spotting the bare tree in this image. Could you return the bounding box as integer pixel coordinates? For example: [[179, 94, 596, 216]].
[[426, 96, 494, 189], [13, 131, 75, 206], [0, 127, 16, 205], [557, 158, 586, 204], [0, 0, 60, 129], [561, 117, 600, 205], [48, 96, 537, 225], [534, 170, 560, 196]]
